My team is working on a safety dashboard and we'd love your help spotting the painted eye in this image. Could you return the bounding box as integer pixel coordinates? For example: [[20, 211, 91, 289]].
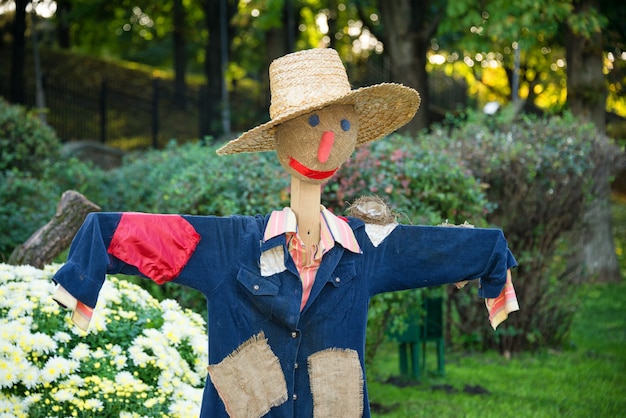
[[309, 114, 320, 127], [341, 119, 351, 132]]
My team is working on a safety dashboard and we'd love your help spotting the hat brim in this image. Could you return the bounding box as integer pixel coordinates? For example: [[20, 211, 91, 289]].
[[216, 83, 420, 156]]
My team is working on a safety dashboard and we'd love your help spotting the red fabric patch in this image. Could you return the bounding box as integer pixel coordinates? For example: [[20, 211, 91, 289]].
[[108, 213, 201, 284]]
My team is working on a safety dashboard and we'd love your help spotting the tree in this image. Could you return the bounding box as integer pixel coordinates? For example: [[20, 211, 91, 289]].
[[565, 0, 607, 131], [565, 0, 621, 282], [200, 0, 236, 138], [9, 0, 28, 104], [438, 0, 571, 110], [438, 0, 622, 283], [172, 0, 187, 108], [362, 0, 446, 134], [55, 0, 71, 48]]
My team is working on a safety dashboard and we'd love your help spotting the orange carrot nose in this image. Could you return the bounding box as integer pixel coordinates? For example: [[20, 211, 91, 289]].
[[317, 131, 335, 163]]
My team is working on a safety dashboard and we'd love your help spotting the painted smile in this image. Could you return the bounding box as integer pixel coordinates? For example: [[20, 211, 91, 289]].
[[289, 157, 338, 180]]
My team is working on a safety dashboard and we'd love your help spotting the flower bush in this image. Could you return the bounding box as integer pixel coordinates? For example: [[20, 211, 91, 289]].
[[0, 263, 208, 418]]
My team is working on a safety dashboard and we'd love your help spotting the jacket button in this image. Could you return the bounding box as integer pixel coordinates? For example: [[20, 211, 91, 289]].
[[335, 277, 341, 283], [253, 284, 260, 291], [293, 394, 298, 401], [291, 331, 298, 338], [294, 362, 299, 369]]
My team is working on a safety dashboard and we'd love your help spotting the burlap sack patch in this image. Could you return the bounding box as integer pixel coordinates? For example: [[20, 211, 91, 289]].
[[308, 348, 364, 418], [207, 332, 287, 418]]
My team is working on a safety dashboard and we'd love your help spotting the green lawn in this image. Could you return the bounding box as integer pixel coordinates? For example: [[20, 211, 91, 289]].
[[368, 197, 626, 418]]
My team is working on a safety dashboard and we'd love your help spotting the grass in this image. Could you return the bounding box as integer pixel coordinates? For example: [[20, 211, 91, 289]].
[[367, 195, 626, 418]]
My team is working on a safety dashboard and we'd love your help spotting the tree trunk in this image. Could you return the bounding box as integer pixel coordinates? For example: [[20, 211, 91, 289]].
[[378, 0, 441, 134], [565, 2, 607, 131], [565, 0, 620, 283], [10, 0, 28, 104], [56, 0, 71, 49], [8, 191, 101, 268], [263, 1, 294, 112], [173, 0, 187, 109], [202, 0, 224, 138], [201, 0, 236, 139]]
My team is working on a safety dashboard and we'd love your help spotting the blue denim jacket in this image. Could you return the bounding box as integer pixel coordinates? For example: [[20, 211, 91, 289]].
[[53, 212, 516, 417]]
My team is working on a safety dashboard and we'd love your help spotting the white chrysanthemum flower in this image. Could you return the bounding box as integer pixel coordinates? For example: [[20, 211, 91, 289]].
[[160, 299, 181, 312], [128, 345, 152, 367], [143, 397, 159, 408], [83, 398, 104, 411], [162, 322, 183, 344], [0, 341, 22, 363], [88, 309, 108, 333], [51, 388, 75, 402], [0, 393, 30, 416], [115, 371, 136, 385], [0, 360, 19, 389], [65, 374, 85, 387], [41, 356, 78, 383], [120, 412, 148, 418], [69, 343, 90, 361], [19, 365, 40, 389], [26, 332, 57, 355], [99, 279, 122, 305], [113, 354, 127, 369], [53, 331, 72, 343], [169, 399, 201, 418], [109, 344, 122, 356], [91, 347, 106, 359]]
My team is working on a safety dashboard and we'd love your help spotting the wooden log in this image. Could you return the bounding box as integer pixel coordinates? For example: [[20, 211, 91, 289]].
[[8, 190, 100, 268]]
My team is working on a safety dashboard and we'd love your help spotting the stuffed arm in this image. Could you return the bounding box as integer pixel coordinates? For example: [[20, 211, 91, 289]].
[[52, 212, 201, 331], [362, 223, 518, 328]]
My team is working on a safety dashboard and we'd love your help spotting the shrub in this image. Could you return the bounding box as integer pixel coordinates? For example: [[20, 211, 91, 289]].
[[102, 141, 291, 216], [0, 97, 110, 261], [325, 134, 491, 364], [0, 157, 107, 262], [325, 134, 491, 225], [0, 98, 61, 175], [427, 110, 624, 352], [0, 263, 207, 418]]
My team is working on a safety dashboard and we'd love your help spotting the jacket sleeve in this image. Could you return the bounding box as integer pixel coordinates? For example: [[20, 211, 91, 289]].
[[53, 211, 260, 331], [361, 224, 517, 299]]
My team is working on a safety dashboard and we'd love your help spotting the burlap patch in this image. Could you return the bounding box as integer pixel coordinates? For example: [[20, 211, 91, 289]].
[[308, 348, 364, 418], [207, 332, 287, 418]]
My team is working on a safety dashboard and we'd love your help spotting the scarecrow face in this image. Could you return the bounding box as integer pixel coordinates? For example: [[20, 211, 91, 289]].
[[276, 104, 359, 184]]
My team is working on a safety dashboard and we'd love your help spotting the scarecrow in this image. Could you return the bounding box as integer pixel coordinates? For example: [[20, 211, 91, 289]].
[[52, 48, 518, 418]]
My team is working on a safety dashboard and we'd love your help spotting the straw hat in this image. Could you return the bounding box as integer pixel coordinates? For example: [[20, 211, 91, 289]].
[[216, 48, 420, 156]]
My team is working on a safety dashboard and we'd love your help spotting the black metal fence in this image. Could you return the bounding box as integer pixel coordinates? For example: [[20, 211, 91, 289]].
[[1, 66, 466, 149], [1, 74, 206, 148]]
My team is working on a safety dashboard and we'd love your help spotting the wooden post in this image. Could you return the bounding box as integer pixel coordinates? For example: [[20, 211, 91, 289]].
[[8, 190, 100, 268], [289, 176, 321, 252]]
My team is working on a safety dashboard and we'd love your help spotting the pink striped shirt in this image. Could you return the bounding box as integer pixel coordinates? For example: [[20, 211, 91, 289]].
[[264, 206, 361, 310]]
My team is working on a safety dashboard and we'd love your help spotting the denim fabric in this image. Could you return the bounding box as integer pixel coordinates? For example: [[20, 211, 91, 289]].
[[54, 212, 517, 417]]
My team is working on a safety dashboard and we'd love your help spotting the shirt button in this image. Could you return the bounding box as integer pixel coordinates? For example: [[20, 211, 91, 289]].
[[293, 394, 298, 401], [253, 284, 260, 291], [291, 331, 298, 338], [334, 277, 341, 283]]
